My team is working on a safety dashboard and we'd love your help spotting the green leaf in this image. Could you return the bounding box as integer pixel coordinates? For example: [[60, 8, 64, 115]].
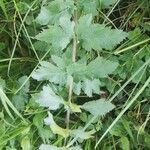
[[77, 0, 118, 16], [36, 7, 52, 25], [102, 77, 118, 93], [36, 14, 74, 50], [51, 55, 66, 69], [18, 76, 30, 93], [0, 88, 25, 121], [67, 62, 88, 81], [36, 0, 74, 25], [33, 56, 118, 89], [77, 14, 128, 51], [35, 26, 69, 50], [33, 114, 53, 142], [121, 118, 134, 141], [33, 113, 44, 128], [77, 0, 98, 16], [73, 81, 82, 95], [88, 57, 118, 78], [82, 99, 115, 116], [109, 121, 125, 137], [12, 94, 27, 111], [71, 127, 95, 141], [32, 61, 66, 85], [32, 85, 64, 110], [12, 76, 30, 111], [82, 79, 101, 97]]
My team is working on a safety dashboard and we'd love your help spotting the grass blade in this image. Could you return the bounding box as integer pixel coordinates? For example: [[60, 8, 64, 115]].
[[95, 76, 150, 148], [0, 88, 26, 122]]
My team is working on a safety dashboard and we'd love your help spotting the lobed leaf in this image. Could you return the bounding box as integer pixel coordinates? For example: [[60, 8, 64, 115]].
[[36, 0, 74, 25], [32, 61, 66, 85], [36, 14, 74, 50], [32, 86, 64, 110], [71, 127, 95, 141], [32, 56, 118, 97], [82, 79, 101, 97], [77, 14, 128, 51], [82, 99, 115, 116], [88, 57, 119, 78]]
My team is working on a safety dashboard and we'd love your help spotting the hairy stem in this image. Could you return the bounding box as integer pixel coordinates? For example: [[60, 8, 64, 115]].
[[66, 1, 77, 131]]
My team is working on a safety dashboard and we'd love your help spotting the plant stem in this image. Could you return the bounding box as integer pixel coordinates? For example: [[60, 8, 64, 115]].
[[72, 7, 77, 63], [66, 1, 77, 131]]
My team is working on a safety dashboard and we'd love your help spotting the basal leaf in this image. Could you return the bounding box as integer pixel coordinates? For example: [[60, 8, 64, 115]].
[[32, 86, 63, 110], [82, 99, 115, 116]]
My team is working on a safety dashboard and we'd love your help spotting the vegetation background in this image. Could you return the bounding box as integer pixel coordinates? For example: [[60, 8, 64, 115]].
[[0, 0, 150, 149]]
